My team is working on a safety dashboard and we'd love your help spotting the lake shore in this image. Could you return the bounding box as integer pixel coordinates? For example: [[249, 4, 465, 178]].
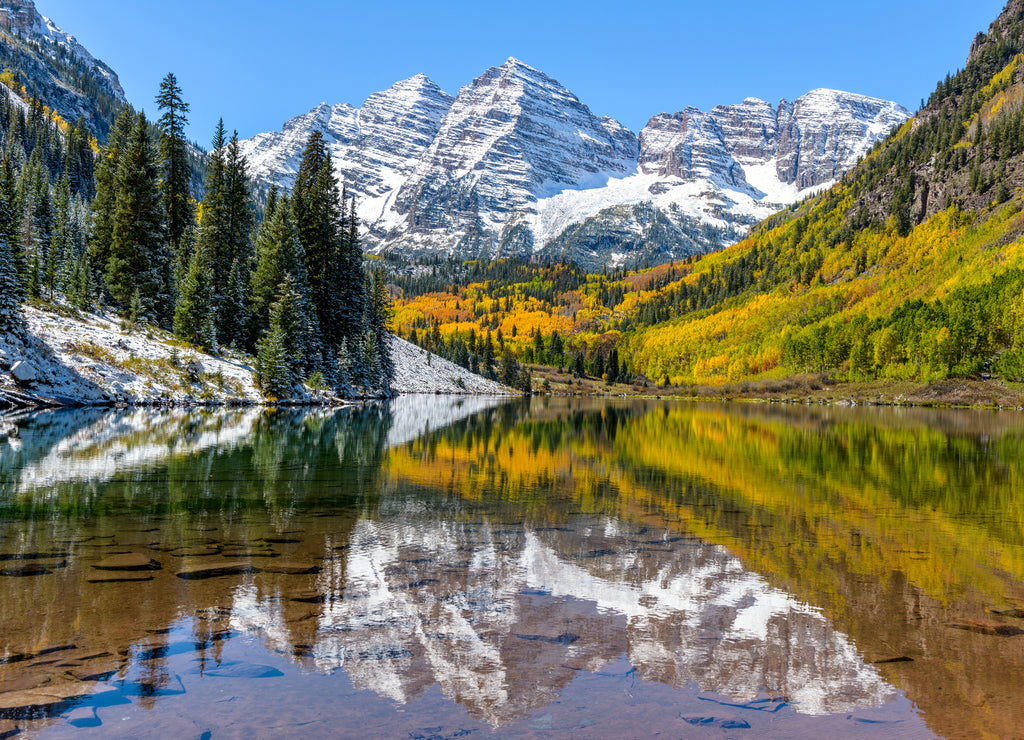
[[529, 364, 1024, 410]]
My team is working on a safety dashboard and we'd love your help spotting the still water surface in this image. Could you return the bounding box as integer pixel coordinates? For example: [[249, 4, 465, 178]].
[[1, 397, 1023, 738]]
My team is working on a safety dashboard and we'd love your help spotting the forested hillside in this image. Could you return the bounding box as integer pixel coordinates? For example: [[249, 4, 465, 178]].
[[393, 0, 1024, 389], [0, 69, 394, 399]]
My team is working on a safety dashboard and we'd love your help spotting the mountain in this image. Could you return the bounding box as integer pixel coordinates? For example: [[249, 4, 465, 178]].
[[384, 59, 639, 258], [536, 89, 908, 267], [238, 58, 908, 269], [391, 0, 1024, 392], [238, 74, 454, 207], [0, 0, 125, 138], [615, 0, 1024, 385]]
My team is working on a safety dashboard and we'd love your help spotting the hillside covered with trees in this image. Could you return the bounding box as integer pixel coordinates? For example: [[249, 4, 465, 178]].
[[391, 1, 1024, 392], [0, 69, 394, 399]]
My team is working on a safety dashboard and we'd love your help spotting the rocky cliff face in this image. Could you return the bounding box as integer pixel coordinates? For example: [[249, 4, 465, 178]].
[[639, 89, 909, 194], [238, 60, 909, 270], [239, 75, 453, 220], [384, 59, 638, 254], [0, 0, 125, 137]]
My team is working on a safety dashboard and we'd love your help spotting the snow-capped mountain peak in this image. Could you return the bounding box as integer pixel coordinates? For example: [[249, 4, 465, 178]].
[[236, 61, 909, 269]]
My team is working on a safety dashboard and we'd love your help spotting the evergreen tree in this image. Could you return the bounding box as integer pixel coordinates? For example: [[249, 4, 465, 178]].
[[156, 72, 194, 260], [255, 277, 303, 397], [62, 116, 95, 199], [221, 258, 249, 349], [366, 266, 394, 391], [106, 111, 169, 321], [90, 106, 133, 299], [0, 193, 23, 332], [250, 192, 318, 359], [173, 240, 217, 351], [195, 122, 254, 335], [0, 154, 22, 287], [607, 346, 620, 383], [335, 338, 352, 390], [292, 132, 365, 378]]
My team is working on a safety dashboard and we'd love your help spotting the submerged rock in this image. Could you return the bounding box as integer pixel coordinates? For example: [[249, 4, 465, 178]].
[[86, 572, 155, 584], [175, 562, 259, 580], [200, 662, 283, 679], [0, 564, 52, 577], [260, 563, 321, 575], [92, 553, 162, 571], [0, 552, 71, 561], [0, 681, 93, 719], [947, 618, 1024, 636], [988, 607, 1024, 619]]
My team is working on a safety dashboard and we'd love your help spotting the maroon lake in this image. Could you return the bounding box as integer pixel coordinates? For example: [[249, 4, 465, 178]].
[[2, 397, 1023, 739]]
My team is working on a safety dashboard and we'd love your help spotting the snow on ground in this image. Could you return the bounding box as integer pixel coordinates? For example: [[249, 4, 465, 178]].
[[0, 305, 264, 404], [0, 82, 30, 115], [0, 306, 513, 407], [741, 161, 832, 205], [530, 171, 780, 249], [389, 335, 513, 395]]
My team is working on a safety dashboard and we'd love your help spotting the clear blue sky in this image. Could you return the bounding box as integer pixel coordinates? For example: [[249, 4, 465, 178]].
[[36, 0, 1009, 144]]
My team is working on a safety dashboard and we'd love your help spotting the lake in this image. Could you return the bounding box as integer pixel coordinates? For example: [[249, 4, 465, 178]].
[[1, 396, 1023, 739]]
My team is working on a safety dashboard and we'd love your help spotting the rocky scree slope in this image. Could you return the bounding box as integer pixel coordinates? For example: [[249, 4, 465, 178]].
[[239, 58, 909, 270]]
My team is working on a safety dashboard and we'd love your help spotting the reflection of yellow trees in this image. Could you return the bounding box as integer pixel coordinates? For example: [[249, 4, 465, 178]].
[[612, 409, 1024, 611], [386, 403, 1024, 612]]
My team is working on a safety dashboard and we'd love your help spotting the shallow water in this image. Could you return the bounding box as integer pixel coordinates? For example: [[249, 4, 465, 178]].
[[1, 397, 1023, 738]]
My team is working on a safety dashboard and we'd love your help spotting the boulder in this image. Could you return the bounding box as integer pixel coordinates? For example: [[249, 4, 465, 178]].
[[10, 360, 36, 386]]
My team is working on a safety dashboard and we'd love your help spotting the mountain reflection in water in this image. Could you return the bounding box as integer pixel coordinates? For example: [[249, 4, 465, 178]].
[[3, 397, 1022, 738]]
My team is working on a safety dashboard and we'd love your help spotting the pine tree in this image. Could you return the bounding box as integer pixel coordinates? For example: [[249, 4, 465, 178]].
[[255, 277, 303, 398], [156, 73, 194, 260], [335, 337, 352, 390], [366, 266, 394, 391], [0, 154, 22, 288], [106, 111, 169, 322], [292, 132, 365, 379], [0, 191, 23, 332], [173, 240, 217, 351], [195, 122, 254, 335], [255, 312, 290, 399], [249, 192, 319, 359], [90, 106, 133, 298], [339, 191, 366, 346], [221, 257, 249, 349]]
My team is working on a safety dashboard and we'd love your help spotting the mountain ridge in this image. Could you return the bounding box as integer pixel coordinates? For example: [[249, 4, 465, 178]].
[[238, 59, 909, 270], [0, 0, 125, 137]]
